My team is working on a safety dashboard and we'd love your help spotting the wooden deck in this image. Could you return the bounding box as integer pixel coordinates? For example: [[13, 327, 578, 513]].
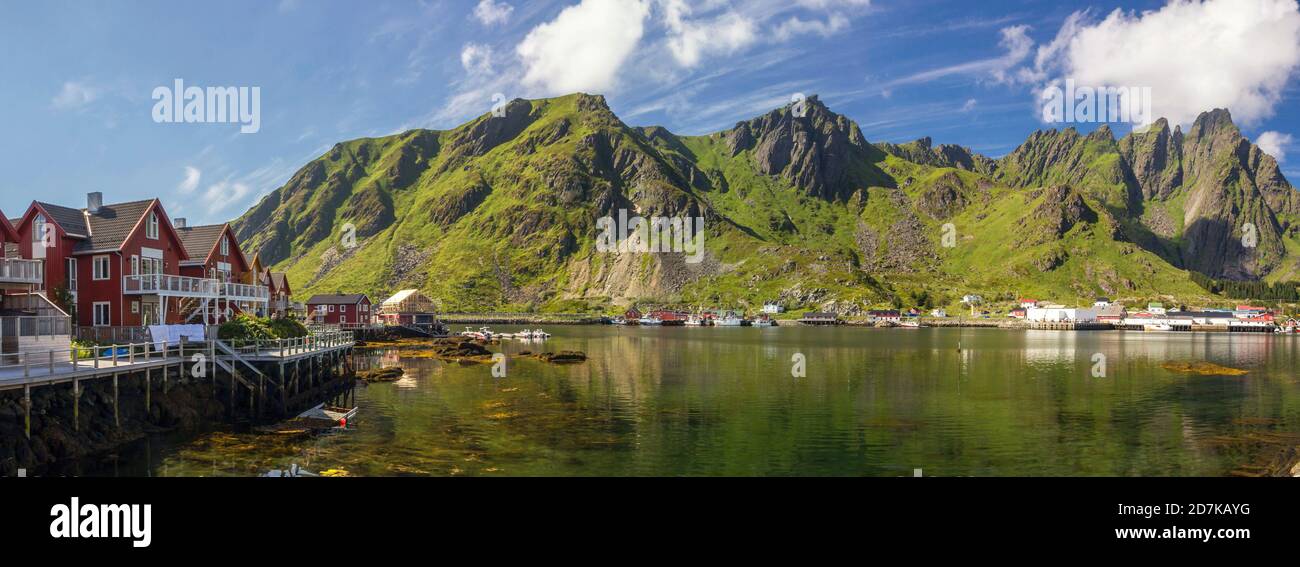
[[0, 356, 180, 391]]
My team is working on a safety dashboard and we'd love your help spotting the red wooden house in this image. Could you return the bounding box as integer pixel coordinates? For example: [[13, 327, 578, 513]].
[[0, 211, 45, 291], [305, 294, 372, 326], [13, 193, 268, 328], [175, 220, 268, 319], [264, 272, 293, 318]]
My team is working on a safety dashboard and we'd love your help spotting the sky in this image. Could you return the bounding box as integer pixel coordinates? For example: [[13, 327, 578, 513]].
[[2, 0, 1299, 226]]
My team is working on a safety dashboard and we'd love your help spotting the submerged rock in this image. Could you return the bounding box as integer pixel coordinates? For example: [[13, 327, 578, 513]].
[[357, 367, 405, 383], [533, 351, 588, 364]]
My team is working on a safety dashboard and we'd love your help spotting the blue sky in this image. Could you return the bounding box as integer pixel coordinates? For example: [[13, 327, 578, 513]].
[[2, 0, 1298, 225]]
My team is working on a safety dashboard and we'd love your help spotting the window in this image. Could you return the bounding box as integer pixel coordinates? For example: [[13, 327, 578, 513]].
[[66, 258, 77, 291], [147, 213, 159, 239], [32, 214, 46, 244], [92, 256, 111, 280], [131, 301, 140, 314], [131, 255, 139, 276], [221, 236, 229, 256], [340, 315, 347, 324], [93, 302, 111, 327], [329, 305, 335, 313], [341, 305, 348, 313]]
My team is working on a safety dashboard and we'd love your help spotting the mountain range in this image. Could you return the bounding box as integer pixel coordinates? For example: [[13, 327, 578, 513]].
[[232, 93, 1299, 314]]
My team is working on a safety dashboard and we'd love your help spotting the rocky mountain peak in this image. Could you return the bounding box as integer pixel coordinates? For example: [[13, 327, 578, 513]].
[[723, 93, 883, 200], [1187, 108, 1239, 140]]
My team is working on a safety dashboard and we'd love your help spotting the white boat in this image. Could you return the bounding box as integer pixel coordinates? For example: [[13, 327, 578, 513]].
[[900, 320, 923, 329], [716, 312, 744, 326], [523, 329, 551, 339], [751, 316, 777, 327], [459, 326, 495, 340], [1144, 324, 1173, 332], [639, 316, 663, 326], [685, 315, 705, 326]]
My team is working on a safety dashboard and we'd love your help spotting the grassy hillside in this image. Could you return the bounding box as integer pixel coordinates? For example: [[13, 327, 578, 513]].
[[234, 95, 1290, 315]]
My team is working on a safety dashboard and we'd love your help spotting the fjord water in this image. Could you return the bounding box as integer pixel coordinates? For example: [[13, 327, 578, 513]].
[[110, 327, 1300, 477]]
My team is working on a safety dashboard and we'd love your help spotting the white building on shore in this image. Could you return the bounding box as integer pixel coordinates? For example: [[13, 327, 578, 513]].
[[1026, 307, 1099, 323]]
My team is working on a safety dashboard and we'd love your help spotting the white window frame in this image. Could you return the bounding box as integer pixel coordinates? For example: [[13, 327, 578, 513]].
[[92, 302, 111, 327], [340, 315, 347, 324], [131, 255, 139, 276], [147, 213, 159, 239], [32, 214, 46, 244], [341, 305, 348, 313], [221, 236, 229, 256], [92, 255, 111, 281], [66, 258, 77, 291], [329, 305, 336, 313]]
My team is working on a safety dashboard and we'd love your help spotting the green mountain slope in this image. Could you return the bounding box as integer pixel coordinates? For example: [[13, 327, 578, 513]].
[[233, 94, 1295, 314]]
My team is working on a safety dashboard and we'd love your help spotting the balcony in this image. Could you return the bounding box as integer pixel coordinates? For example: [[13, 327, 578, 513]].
[[123, 274, 220, 298], [222, 282, 270, 303], [0, 258, 43, 287]]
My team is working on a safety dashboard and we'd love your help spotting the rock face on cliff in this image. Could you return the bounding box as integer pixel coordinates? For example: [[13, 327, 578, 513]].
[[724, 95, 891, 201], [233, 93, 1296, 313], [994, 110, 1298, 281]]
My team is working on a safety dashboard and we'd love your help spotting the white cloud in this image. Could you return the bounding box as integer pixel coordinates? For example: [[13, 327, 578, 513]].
[[179, 166, 202, 193], [202, 181, 253, 215], [1019, 0, 1300, 126], [517, 0, 650, 95], [961, 98, 977, 112], [663, 0, 757, 67], [885, 25, 1033, 87], [460, 43, 494, 74], [1257, 131, 1293, 163], [51, 81, 98, 110], [474, 0, 514, 26], [772, 13, 850, 41], [794, 0, 871, 8]]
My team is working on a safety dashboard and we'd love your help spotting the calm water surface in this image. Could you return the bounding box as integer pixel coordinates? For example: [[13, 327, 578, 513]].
[[96, 326, 1300, 476]]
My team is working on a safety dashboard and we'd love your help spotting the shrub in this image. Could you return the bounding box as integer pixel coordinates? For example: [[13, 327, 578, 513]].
[[268, 318, 308, 339], [219, 315, 309, 341], [218, 315, 275, 342]]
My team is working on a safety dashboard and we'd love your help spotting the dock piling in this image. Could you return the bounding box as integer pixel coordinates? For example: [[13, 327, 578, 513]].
[[23, 384, 31, 440]]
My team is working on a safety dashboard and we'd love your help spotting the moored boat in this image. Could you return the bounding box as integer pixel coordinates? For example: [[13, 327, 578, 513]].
[[639, 316, 663, 326]]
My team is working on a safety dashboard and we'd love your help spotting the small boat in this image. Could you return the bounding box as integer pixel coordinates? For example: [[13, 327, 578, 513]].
[[751, 315, 777, 327], [296, 403, 358, 429], [611, 316, 628, 326], [1144, 324, 1173, 332], [685, 315, 705, 326], [900, 320, 923, 329], [459, 326, 496, 340], [639, 316, 663, 326], [522, 329, 551, 339]]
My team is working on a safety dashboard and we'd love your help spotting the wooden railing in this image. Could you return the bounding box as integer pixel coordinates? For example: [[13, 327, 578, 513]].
[[0, 316, 72, 339], [221, 282, 271, 302], [215, 330, 356, 358], [0, 258, 43, 284], [123, 274, 221, 297]]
